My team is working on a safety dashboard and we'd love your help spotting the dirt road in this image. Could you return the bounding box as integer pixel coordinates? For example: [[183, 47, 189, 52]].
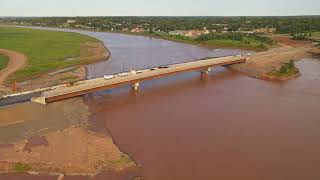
[[0, 49, 27, 85]]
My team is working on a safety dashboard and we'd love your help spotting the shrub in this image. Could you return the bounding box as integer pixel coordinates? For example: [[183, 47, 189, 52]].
[[272, 60, 299, 77], [14, 162, 30, 173]]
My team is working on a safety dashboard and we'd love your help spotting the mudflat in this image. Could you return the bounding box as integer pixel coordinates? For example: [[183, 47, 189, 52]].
[[0, 98, 136, 176]]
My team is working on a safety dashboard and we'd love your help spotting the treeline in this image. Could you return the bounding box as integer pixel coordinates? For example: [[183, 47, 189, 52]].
[[1, 16, 320, 34], [291, 33, 312, 40]]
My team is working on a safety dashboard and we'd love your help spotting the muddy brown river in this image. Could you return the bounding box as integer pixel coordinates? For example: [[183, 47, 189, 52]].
[[85, 58, 320, 180], [5, 28, 320, 180]]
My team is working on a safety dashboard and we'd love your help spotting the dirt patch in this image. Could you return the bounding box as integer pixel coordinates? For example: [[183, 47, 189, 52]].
[[0, 144, 14, 149], [16, 66, 87, 93], [268, 34, 308, 48], [0, 97, 89, 143], [0, 49, 27, 86], [23, 136, 49, 153], [0, 127, 136, 175]]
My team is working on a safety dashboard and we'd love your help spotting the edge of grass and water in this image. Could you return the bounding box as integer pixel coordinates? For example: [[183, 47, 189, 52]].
[[102, 31, 272, 52]]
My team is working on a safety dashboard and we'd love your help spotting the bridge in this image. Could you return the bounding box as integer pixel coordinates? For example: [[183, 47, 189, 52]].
[[31, 55, 248, 104]]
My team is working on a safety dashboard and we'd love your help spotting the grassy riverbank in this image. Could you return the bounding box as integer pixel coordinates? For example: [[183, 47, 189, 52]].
[[112, 31, 274, 51], [157, 33, 274, 51], [311, 32, 320, 40], [0, 26, 108, 83], [0, 54, 9, 70], [78, 28, 273, 51]]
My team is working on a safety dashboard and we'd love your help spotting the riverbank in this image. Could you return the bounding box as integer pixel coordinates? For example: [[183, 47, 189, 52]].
[[230, 45, 319, 80], [98, 31, 272, 52], [0, 97, 138, 177]]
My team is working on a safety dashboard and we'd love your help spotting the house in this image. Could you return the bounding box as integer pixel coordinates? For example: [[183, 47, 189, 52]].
[[169, 30, 212, 37], [67, 20, 77, 24], [185, 30, 204, 37], [254, 28, 276, 34], [131, 27, 144, 33]]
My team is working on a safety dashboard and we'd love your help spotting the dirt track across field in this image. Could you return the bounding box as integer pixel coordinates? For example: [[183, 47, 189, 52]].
[[0, 49, 27, 85]]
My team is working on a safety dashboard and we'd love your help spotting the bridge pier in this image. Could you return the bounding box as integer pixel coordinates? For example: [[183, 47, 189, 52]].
[[200, 67, 212, 76], [132, 82, 140, 91]]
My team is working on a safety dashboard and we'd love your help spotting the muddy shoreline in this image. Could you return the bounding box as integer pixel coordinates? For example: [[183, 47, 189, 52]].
[[0, 97, 140, 179], [230, 46, 319, 81]]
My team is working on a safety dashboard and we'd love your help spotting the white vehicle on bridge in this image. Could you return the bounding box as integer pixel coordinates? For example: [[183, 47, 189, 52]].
[[119, 72, 129, 77], [104, 75, 115, 80]]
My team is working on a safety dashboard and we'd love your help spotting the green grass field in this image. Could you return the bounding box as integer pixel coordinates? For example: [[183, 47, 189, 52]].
[[0, 54, 9, 70], [157, 34, 269, 51], [0, 26, 103, 82], [311, 32, 320, 39], [205, 38, 265, 49]]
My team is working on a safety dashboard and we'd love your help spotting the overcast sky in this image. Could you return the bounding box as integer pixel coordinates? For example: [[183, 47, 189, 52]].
[[1, 0, 320, 17]]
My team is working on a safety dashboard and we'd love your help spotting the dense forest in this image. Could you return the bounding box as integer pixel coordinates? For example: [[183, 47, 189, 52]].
[[1, 16, 320, 34]]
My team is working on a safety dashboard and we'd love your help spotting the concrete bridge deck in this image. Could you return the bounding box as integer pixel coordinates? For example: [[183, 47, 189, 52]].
[[31, 55, 248, 104]]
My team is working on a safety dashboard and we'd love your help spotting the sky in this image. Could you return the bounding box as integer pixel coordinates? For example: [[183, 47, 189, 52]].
[[1, 0, 320, 17]]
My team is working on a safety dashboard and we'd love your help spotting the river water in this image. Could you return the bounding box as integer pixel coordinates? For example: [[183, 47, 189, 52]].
[[10, 28, 320, 179], [84, 58, 320, 180]]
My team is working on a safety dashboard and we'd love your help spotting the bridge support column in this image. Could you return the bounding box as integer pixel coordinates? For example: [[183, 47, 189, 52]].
[[132, 82, 140, 91], [201, 67, 212, 76]]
